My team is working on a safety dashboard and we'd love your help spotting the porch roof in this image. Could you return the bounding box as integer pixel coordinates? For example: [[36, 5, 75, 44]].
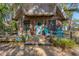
[[13, 3, 67, 20]]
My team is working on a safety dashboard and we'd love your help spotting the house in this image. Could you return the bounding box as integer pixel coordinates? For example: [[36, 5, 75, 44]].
[[12, 3, 68, 35]]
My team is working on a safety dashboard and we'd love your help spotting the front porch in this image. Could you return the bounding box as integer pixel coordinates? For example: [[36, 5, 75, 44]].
[[12, 4, 68, 44]]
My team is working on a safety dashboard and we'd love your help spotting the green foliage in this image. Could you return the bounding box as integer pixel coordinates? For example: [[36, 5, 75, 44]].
[[60, 4, 73, 18], [0, 19, 4, 30], [16, 34, 26, 42], [53, 38, 77, 48], [25, 34, 33, 42], [63, 21, 68, 26], [4, 26, 11, 33], [20, 35, 26, 42], [4, 20, 17, 33], [10, 20, 17, 31], [0, 4, 9, 18], [0, 4, 10, 31]]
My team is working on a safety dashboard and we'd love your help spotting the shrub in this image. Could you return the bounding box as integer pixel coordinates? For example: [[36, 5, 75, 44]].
[[53, 38, 77, 49], [4, 26, 11, 33], [10, 20, 17, 32]]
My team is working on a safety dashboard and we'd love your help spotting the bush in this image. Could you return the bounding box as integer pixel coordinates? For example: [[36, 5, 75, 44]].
[[4, 26, 11, 33], [53, 38, 77, 49], [10, 20, 17, 32]]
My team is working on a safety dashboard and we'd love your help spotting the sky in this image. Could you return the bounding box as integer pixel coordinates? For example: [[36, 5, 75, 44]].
[[67, 3, 79, 20], [72, 12, 79, 20]]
